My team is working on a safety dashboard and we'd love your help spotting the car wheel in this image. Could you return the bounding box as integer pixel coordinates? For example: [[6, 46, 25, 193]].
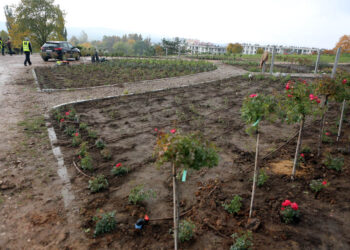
[[43, 57, 49, 62], [75, 54, 80, 61]]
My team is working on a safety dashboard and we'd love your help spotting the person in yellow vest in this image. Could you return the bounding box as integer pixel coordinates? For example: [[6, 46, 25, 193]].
[[22, 37, 32, 66], [0, 37, 4, 56]]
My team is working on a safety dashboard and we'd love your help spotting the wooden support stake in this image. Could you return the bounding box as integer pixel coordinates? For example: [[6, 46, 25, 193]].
[[249, 132, 259, 218], [337, 99, 346, 142], [291, 117, 305, 180], [314, 50, 321, 74], [269, 47, 276, 74], [331, 47, 341, 79], [317, 96, 329, 157], [172, 162, 178, 250]]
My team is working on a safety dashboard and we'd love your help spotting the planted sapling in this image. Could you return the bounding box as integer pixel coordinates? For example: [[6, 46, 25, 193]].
[[88, 175, 109, 193]]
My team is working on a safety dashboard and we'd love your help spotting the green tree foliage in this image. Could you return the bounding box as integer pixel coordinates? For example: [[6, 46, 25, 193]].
[[256, 48, 264, 54], [15, 0, 66, 46], [241, 93, 277, 134], [155, 132, 219, 170], [161, 37, 186, 55], [227, 43, 243, 54]]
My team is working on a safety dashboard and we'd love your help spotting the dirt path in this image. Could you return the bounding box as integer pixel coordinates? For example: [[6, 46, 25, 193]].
[[0, 54, 246, 249]]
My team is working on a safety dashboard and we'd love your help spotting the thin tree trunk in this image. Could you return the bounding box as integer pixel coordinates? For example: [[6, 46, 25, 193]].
[[172, 162, 178, 250], [291, 117, 305, 180], [337, 99, 346, 142], [317, 95, 329, 157], [249, 131, 259, 218]]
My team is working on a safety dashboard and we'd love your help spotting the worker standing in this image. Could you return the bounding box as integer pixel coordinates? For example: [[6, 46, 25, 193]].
[[22, 37, 32, 66], [7, 38, 12, 56], [0, 37, 4, 56]]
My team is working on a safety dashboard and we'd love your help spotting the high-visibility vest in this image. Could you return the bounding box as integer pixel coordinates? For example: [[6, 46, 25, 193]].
[[0, 40, 3, 49], [23, 41, 30, 52]]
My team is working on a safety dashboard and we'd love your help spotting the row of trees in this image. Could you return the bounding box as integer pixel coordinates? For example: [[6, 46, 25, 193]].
[[70, 33, 188, 57], [3, 0, 67, 49]]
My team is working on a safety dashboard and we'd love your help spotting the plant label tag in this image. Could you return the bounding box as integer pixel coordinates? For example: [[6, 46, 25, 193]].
[[182, 170, 187, 182], [252, 118, 261, 127]]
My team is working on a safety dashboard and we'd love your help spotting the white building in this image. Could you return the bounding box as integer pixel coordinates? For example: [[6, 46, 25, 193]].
[[242, 43, 319, 55], [186, 39, 226, 54]]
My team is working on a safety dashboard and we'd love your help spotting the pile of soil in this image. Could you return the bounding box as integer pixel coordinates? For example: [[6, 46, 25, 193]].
[[51, 76, 350, 249]]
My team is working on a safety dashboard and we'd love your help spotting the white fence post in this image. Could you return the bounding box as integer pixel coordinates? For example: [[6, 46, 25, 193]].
[[314, 50, 321, 74], [269, 47, 276, 74]]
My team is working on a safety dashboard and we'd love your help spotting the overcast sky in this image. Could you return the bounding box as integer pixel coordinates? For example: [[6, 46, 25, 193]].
[[1, 0, 350, 49]]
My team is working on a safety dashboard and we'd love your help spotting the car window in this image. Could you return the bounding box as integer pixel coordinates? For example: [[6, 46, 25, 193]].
[[43, 43, 58, 47], [63, 42, 69, 48], [67, 43, 73, 49]]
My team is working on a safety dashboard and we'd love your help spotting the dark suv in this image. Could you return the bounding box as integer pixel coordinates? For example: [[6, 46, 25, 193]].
[[40, 41, 80, 61]]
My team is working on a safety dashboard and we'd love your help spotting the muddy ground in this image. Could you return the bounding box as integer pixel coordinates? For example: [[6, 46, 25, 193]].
[[0, 54, 246, 249], [50, 76, 350, 249]]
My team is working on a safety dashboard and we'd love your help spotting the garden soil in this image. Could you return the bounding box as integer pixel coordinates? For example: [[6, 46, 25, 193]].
[[51, 74, 350, 249], [0, 54, 349, 249]]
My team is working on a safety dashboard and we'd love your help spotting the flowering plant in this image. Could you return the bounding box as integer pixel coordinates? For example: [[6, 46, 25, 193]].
[[111, 162, 128, 176], [310, 179, 329, 193], [280, 200, 300, 224], [281, 79, 321, 123], [241, 93, 277, 134]]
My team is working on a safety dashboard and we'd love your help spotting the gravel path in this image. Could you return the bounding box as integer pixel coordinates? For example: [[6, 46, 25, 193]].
[[35, 57, 247, 110]]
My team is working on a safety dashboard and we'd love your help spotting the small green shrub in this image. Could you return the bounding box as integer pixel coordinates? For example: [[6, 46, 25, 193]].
[[321, 134, 333, 143], [179, 220, 195, 242], [223, 195, 242, 214], [128, 184, 156, 205], [88, 129, 98, 139], [81, 154, 93, 171], [111, 164, 128, 176], [255, 74, 265, 80], [93, 211, 117, 237], [310, 179, 329, 193], [100, 148, 112, 160], [88, 175, 109, 193], [72, 133, 82, 146], [78, 141, 88, 158], [323, 154, 344, 171], [64, 126, 76, 136], [79, 122, 88, 130], [257, 169, 269, 187], [301, 146, 311, 154], [230, 231, 253, 250], [95, 139, 106, 149]]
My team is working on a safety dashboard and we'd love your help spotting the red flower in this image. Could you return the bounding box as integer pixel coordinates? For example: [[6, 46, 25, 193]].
[[291, 202, 298, 211], [116, 163, 122, 168], [342, 79, 347, 84], [75, 132, 79, 137], [78, 155, 81, 159], [300, 153, 305, 158], [281, 207, 285, 211], [144, 214, 149, 221], [286, 84, 290, 90], [249, 94, 258, 98], [287, 94, 293, 98], [65, 112, 70, 116], [154, 128, 158, 132], [170, 129, 176, 134], [322, 181, 327, 186], [282, 200, 291, 207], [60, 118, 64, 122], [316, 99, 321, 104], [302, 80, 307, 84], [325, 132, 330, 136]]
